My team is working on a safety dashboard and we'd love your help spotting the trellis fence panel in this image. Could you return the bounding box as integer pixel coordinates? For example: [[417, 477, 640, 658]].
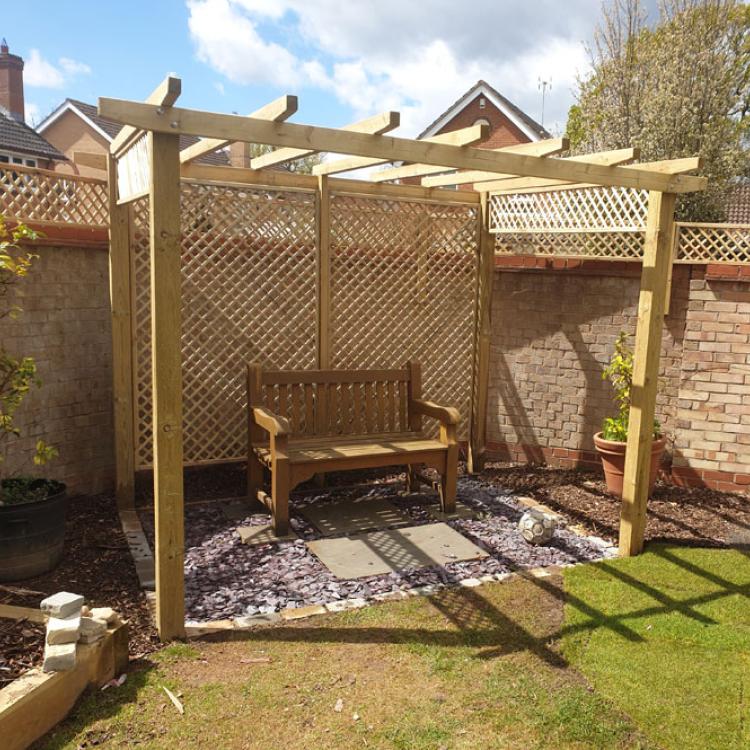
[[132, 182, 480, 468]]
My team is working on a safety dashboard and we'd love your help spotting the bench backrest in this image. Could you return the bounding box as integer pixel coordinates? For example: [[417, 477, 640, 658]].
[[247, 362, 422, 440]]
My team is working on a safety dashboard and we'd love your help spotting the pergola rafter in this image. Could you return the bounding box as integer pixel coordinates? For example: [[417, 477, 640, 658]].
[[103, 76, 707, 641]]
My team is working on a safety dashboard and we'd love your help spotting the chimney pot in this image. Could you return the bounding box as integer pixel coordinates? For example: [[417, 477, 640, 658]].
[[0, 40, 24, 121]]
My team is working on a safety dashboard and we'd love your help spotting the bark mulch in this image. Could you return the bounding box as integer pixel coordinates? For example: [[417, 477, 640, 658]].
[[0, 494, 157, 684], [482, 462, 750, 548]]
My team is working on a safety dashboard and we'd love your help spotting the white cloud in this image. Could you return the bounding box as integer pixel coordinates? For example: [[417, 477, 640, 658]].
[[24, 49, 91, 89], [187, 0, 595, 133], [214, 81, 226, 95]]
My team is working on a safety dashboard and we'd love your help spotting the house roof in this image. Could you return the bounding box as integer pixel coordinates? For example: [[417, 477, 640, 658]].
[[418, 80, 550, 142], [37, 98, 230, 166], [0, 109, 66, 161]]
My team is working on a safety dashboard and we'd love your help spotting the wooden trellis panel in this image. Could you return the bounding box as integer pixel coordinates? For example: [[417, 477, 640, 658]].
[[328, 193, 480, 440], [132, 182, 318, 468], [494, 231, 645, 260], [675, 222, 750, 264], [0, 164, 107, 227], [489, 186, 648, 233]]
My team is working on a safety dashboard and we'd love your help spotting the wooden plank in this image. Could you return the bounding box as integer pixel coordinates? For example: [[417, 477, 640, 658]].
[[149, 131, 185, 641], [398, 381, 407, 431], [313, 122, 489, 177], [469, 191, 494, 473], [423, 146, 636, 188], [261, 368, 408, 385], [317, 176, 331, 369], [352, 382, 363, 433], [107, 155, 136, 508], [74, 151, 108, 170], [386, 381, 397, 432], [373, 136, 570, 183], [290, 384, 302, 433], [407, 361, 422, 431], [179, 94, 298, 164], [328, 383, 338, 433], [181, 163, 480, 205], [98, 99, 707, 193], [277, 384, 288, 420], [250, 110, 400, 170], [376, 382, 386, 432], [619, 191, 677, 557], [304, 383, 315, 434], [480, 157, 703, 194], [110, 76, 181, 157], [364, 382, 375, 432], [340, 382, 352, 434], [0, 604, 46, 623]]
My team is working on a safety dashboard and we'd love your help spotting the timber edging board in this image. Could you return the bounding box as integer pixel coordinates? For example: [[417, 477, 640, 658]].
[[0, 621, 128, 750]]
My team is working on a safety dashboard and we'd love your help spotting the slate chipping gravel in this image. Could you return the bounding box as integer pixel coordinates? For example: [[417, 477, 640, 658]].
[[138, 476, 613, 621]]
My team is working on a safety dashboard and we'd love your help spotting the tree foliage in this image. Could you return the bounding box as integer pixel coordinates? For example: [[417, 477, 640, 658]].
[[568, 0, 750, 220], [248, 143, 323, 174]]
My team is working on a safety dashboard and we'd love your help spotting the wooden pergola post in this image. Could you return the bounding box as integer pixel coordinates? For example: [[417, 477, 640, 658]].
[[107, 155, 135, 508], [148, 131, 186, 639], [619, 191, 677, 556], [469, 191, 494, 472]]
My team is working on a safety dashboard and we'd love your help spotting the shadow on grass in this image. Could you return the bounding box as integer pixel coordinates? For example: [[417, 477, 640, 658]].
[[32, 659, 156, 750]]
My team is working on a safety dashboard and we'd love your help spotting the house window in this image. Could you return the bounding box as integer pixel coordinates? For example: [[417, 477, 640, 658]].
[[0, 152, 35, 167], [479, 97, 486, 109]]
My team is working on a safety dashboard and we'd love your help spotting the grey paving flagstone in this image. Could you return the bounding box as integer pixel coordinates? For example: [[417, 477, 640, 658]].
[[237, 524, 298, 546], [300, 496, 411, 536], [306, 522, 488, 579], [426, 500, 477, 522]]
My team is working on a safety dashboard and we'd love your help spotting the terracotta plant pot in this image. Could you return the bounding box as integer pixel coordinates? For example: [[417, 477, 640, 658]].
[[593, 433, 666, 498]]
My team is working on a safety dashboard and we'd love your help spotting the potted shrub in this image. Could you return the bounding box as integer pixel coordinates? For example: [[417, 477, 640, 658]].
[[0, 217, 63, 582], [593, 331, 666, 497]]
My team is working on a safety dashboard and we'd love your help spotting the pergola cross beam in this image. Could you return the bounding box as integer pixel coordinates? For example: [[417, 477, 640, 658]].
[[98, 98, 707, 193]]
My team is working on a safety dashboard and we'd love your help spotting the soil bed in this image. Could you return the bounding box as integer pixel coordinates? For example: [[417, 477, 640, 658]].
[[138, 475, 612, 621], [481, 462, 750, 547], [0, 494, 156, 682]]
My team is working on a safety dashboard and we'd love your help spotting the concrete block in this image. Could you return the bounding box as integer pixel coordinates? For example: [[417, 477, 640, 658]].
[[40, 592, 84, 619], [43, 642, 77, 672], [46, 614, 81, 645]]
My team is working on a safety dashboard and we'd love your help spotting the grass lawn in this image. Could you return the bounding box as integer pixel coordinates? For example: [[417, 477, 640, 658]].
[[562, 544, 750, 750], [34, 546, 749, 750]]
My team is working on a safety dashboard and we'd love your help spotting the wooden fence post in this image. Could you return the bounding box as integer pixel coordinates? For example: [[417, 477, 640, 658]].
[[619, 190, 676, 556], [317, 175, 331, 369], [469, 192, 494, 473], [149, 131, 186, 639], [107, 155, 135, 508]]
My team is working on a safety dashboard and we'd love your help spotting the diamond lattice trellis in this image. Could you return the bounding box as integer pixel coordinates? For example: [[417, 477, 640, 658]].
[[675, 223, 750, 264], [132, 182, 318, 467], [494, 231, 645, 259], [0, 164, 107, 227], [490, 186, 648, 234], [329, 194, 480, 440]]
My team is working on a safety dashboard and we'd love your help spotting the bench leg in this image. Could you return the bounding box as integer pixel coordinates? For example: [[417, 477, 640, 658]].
[[406, 464, 421, 493], [271, 459, 290, 536], [247, 452, 264, 501], [440, 450, 458, 514]]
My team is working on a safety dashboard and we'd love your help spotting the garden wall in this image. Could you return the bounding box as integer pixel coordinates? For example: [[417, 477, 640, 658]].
[[486, 259, 750, 493], [0, 232, 113, 495]]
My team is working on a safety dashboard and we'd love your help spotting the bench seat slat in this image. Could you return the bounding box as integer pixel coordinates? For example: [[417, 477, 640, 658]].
[[262, 369, 408, 385]]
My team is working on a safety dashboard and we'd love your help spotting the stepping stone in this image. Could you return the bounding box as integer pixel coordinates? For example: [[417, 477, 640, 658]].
[[222, 500, 256, 521], [43, 641, 77, 672], [237, 524, 297, 546], [307, 522, 487, 579], [301, 496, 411, 536], [426, 500, 476, 522]]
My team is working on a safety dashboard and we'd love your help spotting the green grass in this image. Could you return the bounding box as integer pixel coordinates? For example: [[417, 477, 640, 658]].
[[35, 574, 650, 750], [562, 545, 750, 750]]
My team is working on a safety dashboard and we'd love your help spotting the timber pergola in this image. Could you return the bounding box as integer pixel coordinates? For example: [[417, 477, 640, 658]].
[[102, 76, 705, 640]]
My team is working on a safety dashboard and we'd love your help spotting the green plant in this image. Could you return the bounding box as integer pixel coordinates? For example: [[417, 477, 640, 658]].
[[0, 216, 57, 504], [601, 331, 660, 442]]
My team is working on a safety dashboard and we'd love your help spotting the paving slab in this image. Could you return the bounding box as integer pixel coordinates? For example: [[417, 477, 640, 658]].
[[307, 522, 488, 579], [301, 496, 411, 536], [236, 524, 298, 546], [426, 500, 477, 522]]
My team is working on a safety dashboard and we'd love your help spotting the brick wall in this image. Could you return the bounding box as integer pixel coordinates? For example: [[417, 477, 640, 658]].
[[485, 260, 750, 492], [0, 238, 114, 494]]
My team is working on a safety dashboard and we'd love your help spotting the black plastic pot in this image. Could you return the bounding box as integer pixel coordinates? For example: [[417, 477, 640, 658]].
[[0, 480, 67, 582]]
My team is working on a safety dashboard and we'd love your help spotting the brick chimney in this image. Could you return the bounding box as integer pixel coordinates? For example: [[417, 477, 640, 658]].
[[0, 39, 24, 122]]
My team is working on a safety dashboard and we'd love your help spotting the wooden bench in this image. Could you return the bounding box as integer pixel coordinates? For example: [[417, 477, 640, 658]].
[[246, 362, 460, 535]]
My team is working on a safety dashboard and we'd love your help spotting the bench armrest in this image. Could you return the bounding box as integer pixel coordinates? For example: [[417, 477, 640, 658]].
[[410, 399, 460, 426], [252, 406, 290, 437]]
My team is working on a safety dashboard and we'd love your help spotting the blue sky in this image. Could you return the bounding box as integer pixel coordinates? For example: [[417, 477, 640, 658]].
[[3, 1, 656, 137]]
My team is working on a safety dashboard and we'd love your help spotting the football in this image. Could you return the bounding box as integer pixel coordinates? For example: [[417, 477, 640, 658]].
[[518, 508, 557, 545]]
